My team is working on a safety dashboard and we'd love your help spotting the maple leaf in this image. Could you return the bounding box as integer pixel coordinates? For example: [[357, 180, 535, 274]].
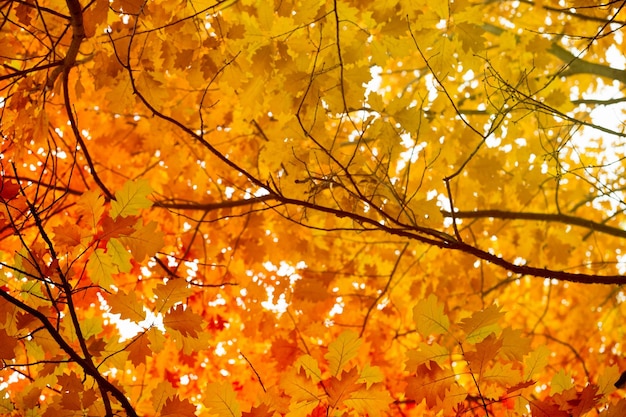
[[406, 342, 449, 372], [325, 330, 362, 376], [344, 385, 392, 417], [203, 382, 242, 417], [294, 354, 322, 382], [127, 333, 152, 367], [481, 362, 523, 399], [160, 395, 197, 417], [459, 304, 504, 343], [412, 294, 450, 337], [0, 178, 20, 201], [76, 189, 105, 232], [597, 365, 621, 395], [163, 304, 203, 338], [551, 369, 574, 395], [86, 248, 116, 288], [357, 364, 384, 389], [52, 222, 86, 251], [499, 327, 531, 361], [464, 334, 503, 378], [0, 329, 17, 359], [98, 214, 138, 241], [242, 403, 274, 417], [327, 367, 363, 408], [281, 368, 322, 403], [152, 381, 178, 413], [153, 279, 193, 313], [439, 383, 468, 416], [120, 220, 164, 262], [4, 1, 626, 416], [107, 238, 132, 273], [406, 362, 456, 408], [600, 398, 626, 417], [107, 291, 146, 323], [569, 385, 601, 417], [111, 179, 153, 219], [524, 345, 551, 381], [530, 399, 570, 417]]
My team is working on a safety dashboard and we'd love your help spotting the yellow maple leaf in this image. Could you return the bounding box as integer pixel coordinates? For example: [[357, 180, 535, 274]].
[[325, 330, 362, 377], [86, 248, 116, 288], [111, 179, 153, 219], [344, 385, 392, 417], [459, 304, 505, 343], [524, 345, 551, 381], [203, 383, 241, 417], [413, 294, 450, 337]]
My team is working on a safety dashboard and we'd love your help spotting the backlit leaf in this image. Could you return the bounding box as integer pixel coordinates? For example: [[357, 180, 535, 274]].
[[163, 304, 203, 338], [111, 179, 153, 219], [413, 294, 450, 337], [203, 382, 242, 417], [325, 330, 362, 377], [107, 291, 145, 322]]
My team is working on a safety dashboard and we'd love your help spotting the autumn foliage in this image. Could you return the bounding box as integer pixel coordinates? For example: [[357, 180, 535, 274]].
[[1, 0, 626, 415]]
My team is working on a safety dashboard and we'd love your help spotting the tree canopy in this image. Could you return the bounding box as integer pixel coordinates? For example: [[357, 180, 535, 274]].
[[1, 0, 626, 415]]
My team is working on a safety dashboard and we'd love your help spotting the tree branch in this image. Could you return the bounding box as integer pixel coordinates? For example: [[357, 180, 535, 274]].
[[442, 210, 626, 239]]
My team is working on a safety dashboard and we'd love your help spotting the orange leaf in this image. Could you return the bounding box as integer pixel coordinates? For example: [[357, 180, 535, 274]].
[[406, 362, 455, 408], [327, 367, 363, 408], [242, 403, 274, 417], [160, 395, 197, 417], [127, 333, 151, 367], [163, 304, 203, 338], [99, 214, 137, 241], [0, 329, 17, 359], [107, 291, 146, 322]]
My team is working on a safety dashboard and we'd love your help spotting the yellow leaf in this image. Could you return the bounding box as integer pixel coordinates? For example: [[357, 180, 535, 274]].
[[459, 304, 504, 343], [413, 294, 450, 337], [87, 248, 116, 288], [325, 330, 362, 376], [203, 382, 242, 417], [111, 179, 153, 219], [499, 328, 531, 361], [358, 365, 384, 389], [524, 345, 551, 381], [295, 354, 322, 383], [107, 238, 132, 273], [597, 365, 620, 397], [344, 386, 392, 417], [405, 342, 449, 372], [551, 369, 574, 395]]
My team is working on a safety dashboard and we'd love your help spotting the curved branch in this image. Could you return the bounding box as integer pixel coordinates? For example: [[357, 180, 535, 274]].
[[46, 0, 85, 89], [442, 210, 626, 239]]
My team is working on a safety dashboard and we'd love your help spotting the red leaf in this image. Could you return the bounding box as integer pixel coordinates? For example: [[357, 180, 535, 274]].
[[0, 179, 20, 201]]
